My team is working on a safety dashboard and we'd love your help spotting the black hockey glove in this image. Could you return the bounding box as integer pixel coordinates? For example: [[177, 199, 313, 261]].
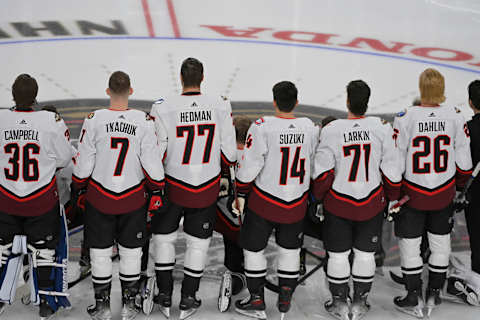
[[148, 189, 169, 215], [70, 183, 87, 212]]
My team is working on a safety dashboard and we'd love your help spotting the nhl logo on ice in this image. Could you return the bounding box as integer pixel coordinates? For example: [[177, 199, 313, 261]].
[[203, 222, 210, 230], [136, 232, 143, 239]]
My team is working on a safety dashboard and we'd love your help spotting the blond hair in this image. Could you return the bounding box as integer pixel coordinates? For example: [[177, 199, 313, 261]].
[[419, 68, 445, 105]]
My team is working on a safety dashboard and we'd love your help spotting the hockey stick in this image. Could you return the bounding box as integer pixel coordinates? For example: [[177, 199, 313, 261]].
[[389, 270, 405, 285], [229, 166, 242, 226], [454, 161, 480, 212], [386, 195, 410, 222]]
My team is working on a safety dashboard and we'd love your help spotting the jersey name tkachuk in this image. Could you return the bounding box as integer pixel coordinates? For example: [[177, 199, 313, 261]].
[[150, 94, 236, 208], [0, 109, 73, 216], [73, 109, 165, 215], [312, 117, 402, 221], [236, 116, 319, 224], [393, 105, 472, 210]]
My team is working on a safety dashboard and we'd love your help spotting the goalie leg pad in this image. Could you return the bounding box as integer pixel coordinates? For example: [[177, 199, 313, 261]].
[[153, 231, 177, 272], [183, 233, 211, 278], [90, 247, 113, 285], [118, 245, 142, 282], [0, 236, 25, 303], [399, 237, 423, 276], [327, 250, 351, 284]]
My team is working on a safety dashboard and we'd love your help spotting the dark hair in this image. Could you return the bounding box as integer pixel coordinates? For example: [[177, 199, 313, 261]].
[[42, 105, 58, 114], [233, 115, 252, 144], [108, 71, 131, 95], [181, 57, 203, 88], [321, 116, 337, 127], [272, 81, 298, 112], [12, 74, 38, 108], [469, 80, 480, 110], [347, 80, 370, 116]]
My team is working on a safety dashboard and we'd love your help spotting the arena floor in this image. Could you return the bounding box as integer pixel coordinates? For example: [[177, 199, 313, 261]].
[[1, 0, 480, 319]]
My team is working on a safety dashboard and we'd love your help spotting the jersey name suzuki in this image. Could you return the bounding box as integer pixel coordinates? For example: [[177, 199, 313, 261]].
[[313, 117, 402, 221], [236, 116, 319, 224], [150, 93, 236, 208], [393, 105, 472, 210], [73, 109, 165, 215], [0, 109, 73, 216]]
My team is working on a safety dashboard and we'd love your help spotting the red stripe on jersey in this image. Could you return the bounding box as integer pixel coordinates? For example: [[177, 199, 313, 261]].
[[312, 169, 335, 201], [89, 179, 146, 200], [166, 175, 220, 193], [236, 179, 252, 194], [0, 177, 56, 202], [252, 185, 307, 209], [221, 151, 235, 166], [142, 168, 165, 191], [456, 165, 473, 175], [166, 175, 220, 208], [214, 206, 240, 243], [402, 178, 454, 196], [401, 177, 455, 211], [329, 186, 382, 207]]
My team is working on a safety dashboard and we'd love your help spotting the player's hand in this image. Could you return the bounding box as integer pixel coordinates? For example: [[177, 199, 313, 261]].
[[308, 201, 324, 224], [228, 193, 247, 216], [71, 185, 87, 211], [453, 191, 468, 212], [219, 177, 230, 197], [148, 189, 168, 215]]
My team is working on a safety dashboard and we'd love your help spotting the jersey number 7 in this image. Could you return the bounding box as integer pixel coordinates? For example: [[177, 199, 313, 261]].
[[111, 137, 129, 176]]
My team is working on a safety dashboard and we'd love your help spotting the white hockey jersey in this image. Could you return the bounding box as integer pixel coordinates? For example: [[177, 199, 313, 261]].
[[150, 92, 236, 208], [0, 109, 73, 216], [393, 105, 472, 210], [72, 108, 165, 215], [312, 117, 402, 221], [236, 116, 319, 223]]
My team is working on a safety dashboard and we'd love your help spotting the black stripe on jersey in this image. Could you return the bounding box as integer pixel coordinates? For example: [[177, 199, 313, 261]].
[[72, 174, 88, 183], [0, 176, 56, 200], [313, 168, 334, 181], [142, 168, 165, 187], [403, 175, 454, 193], [165, 174, 220, 190], [329, 184, 382, 204], [221, 151, 235, 166], [380, 170, 401, 186], [89, 178, 145, 197], [253, 184, 308, 206]]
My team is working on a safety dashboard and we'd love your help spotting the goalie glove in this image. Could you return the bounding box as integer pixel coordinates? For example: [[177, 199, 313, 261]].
[[227, 193, 247, 216], [148, 189, 168, 215], [219, 177, 230, 198]]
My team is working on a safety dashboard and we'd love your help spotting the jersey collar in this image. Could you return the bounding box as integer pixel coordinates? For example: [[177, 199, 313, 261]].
[[182, 91, 201, 96]]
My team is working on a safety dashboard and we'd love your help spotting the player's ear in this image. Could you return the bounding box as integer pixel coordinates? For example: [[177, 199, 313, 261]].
[[295, 99, 299, 107], [201, 74, 204, 83], [129, 87, 133, 96], [106, 88, 111, 97], [273, 100, 278, 108]]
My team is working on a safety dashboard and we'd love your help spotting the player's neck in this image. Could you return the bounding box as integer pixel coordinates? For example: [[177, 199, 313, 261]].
[[15, 105, 34, 111], [109, 98, 129, 111], [182, 87, 201, 95], [275, 111, 295, 119], [347, 111, 364, 119]]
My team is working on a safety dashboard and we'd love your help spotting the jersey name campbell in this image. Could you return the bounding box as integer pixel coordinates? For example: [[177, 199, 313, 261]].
[[313, 117, 402, 221], [150, 93, 236, 208], [236, 116, 319, 223], [73, 109, 165, 215], [393, 105, 472, 210], [0, 109, 73, 216]]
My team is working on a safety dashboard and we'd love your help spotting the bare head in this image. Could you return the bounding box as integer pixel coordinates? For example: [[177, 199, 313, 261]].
[[419, 68, 445, 105], [12, 74, 38, 109], [469, 79, 480, 112], [180, 57, 204, 91], [233, 115, 252, 147], [346, 80, 370, 116]]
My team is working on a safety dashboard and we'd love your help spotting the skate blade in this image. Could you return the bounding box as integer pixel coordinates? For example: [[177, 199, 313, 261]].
[[120, 309, 139, 320], [158, 306, 170, 319], [326, 311, 350, 320], [142, 277, 156, 315], [280, 312, 286, 320], [394, 305, 424, 319], [179, 308, 198, 320], [454, 280, 480, 306], [218, 272, 232, 312], [351, 311, 367, 320], [235, 307, 267, 319]]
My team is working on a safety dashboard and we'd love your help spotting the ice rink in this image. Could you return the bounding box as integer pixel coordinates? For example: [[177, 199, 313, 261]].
[[1, 0, 480, 319]]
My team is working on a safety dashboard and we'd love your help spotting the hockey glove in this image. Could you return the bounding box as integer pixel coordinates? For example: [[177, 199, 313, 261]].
[[148, 189, 168, 215], [219, 177, 230, 198], [307, 199, 324, 224], [453, 190, 468, 212], [227, 193, 247, 216], [71, 185, 86, 212]]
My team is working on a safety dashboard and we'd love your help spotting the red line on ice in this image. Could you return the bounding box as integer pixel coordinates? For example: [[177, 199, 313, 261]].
[[141, 0, 156, 37], [166, 0, 181, 38]]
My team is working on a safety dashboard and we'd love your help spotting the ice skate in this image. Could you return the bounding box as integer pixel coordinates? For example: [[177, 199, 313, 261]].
[[324, 295, 350, 320], [140, 275, 156, 315], [393, 290, 424, 319], [350, 294, 370, 320], [179, 294, 201, 320], [39, 298, 58, 320], [153, 292, 172, 319], [425, 288, 441, 318], [445, 276, 480, 306], [235, 293, 267, 319], [218, 270, 233, 312], [277, 286, 293, 320], [87, 295, 112, 320]]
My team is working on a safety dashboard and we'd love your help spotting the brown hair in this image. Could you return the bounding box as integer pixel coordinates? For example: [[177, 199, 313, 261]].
[[233, 115, 252, 145], [181, 57, 203, 88], [419, 68, 445, 105], [12, 74, 38, 108], [108, 71, 131, 95]]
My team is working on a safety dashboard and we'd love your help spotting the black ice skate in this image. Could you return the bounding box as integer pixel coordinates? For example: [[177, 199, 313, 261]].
[[350, 293, 370, 320], [39, 297, 55, 320], [324, 295, 350, 320], [218, 270, 233, 312], [121, 285, 140, 320], [393, 289, 424, 319], [139, 275, 156, 315], [425, 287, 441, 317], [277, 286, 293, 320], [235, 293, 267, 319], [153, 292, 172, 319], [179, 293, 201, 320], [87, 292, 112, 320], [445, 276, 480, 306]]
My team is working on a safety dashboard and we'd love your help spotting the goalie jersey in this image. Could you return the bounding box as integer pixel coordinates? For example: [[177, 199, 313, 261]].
[[150, 93, 236, 208], [312, 117, 402, 221], [393, 105, 472, 210], [72, 109, 165, 215], [236, 116, 319, 224], [0, 109, 73, 216]]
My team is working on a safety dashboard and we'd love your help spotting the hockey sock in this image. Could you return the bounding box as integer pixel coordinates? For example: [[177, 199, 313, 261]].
[[181, 274, 200, 296], [427, 232, 450, 289], [352, 249, 375, 298], [246, 276, 265, 295], [405, 273, 422, 292], [153, 232, 177, 295], [118, 245, 141, 283], [353, 281, 372, 300], [277, 246, 300, 290], [93, 282, 111, 300], [120, 279, 139, 301], [91, 247, 113, 287], [223, 237, 244, 273], [155, 270, 173, 295], [232, 273, 246, 295], [329, 282, 349, 299], [244, 249, 267, 294], [279, 277, 297, 289]]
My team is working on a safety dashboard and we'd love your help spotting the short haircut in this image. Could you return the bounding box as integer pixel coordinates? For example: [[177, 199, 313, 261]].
[[233, 115, 252, 144], [412, 97, 422, 106], [468, 80, 480, 110], [12, 74, 38, 108], [108, 71, 131, 95], [419, 68, 445, 105], [272, 81, 298, 112], [321, 116, 337, 127], [346, 80, 370, 116], [181, 57, 203, 88]]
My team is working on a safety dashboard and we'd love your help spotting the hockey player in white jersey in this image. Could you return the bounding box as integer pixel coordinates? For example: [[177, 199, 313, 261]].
[[392, 69, 473, 318], [231, 81, 319, 319], [150, 57, 236, 319], [312, 80, 402, 320], [73, 71, 166, 320], [0, 74, 74, 319]]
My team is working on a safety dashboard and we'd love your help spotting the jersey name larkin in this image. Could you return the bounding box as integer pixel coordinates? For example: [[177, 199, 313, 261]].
[[343, 130, 370, 143]]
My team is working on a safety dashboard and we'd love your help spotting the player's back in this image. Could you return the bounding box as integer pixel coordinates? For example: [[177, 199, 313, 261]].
[[150, 93, 236, 208], [393, 105, 472, 210], [238, 116, 319, 223], [0, 109, 72, 216]]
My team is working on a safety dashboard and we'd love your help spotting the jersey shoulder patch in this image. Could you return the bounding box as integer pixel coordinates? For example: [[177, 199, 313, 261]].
[[381, 119, 389, 125], [255, 117, 265, 126], [221, 95, 229, 101], [145, 112, 155, 121], [87, 111, 95, 119], [55, 113, 62, 122], [154, 98, 164, 105], [455, 107, 462, 114], [396, 109, 407, 117]]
